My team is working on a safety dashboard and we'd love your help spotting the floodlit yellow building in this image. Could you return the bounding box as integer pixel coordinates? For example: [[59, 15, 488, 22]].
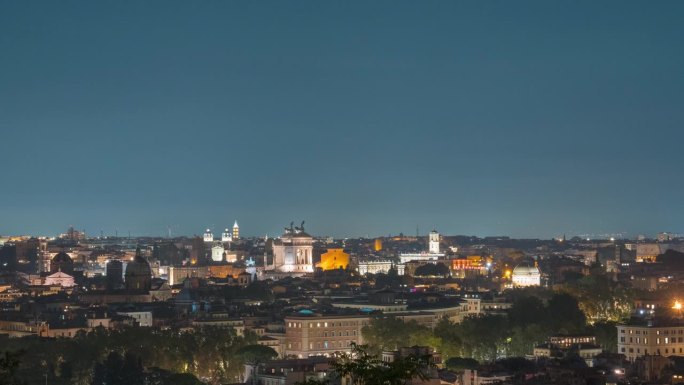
[[317, 248, 349, 270], [374, 239, 383, 252]]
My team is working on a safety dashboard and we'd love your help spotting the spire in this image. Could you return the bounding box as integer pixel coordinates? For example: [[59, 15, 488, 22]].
[[232, 221, 240, 240]]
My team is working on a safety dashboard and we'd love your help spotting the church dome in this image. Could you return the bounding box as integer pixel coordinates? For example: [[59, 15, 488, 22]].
[[125, 247, 152, 291], [512, 261, 539, 276], [51, 251, 74, 274], [511, 259, 541, 287], [52, 251, 72, 264]]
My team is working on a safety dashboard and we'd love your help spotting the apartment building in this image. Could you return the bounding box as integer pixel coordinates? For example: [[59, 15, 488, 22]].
[[617, 322, 684, 361], [284, 311, 369, 358]]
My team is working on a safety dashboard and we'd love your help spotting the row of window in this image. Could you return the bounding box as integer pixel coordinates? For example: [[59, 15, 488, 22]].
[[308, 340, 356, 350], [287, 321, 363, 328], [622, 328, 684, 335], [622, 347, 684, 355], [310, 330, 357, 337], [621, 336, 684, 344]]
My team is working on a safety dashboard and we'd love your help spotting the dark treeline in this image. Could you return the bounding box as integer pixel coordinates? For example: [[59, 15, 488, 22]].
[[0, 326, 260, 385]]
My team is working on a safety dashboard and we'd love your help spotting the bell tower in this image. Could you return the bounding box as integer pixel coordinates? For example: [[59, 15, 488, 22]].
[[232, 221, 240, 240], [429, 230, 440, 254]]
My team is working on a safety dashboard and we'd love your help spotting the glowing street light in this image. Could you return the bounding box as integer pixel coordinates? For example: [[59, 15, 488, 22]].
[[673, 301, 682, 310]]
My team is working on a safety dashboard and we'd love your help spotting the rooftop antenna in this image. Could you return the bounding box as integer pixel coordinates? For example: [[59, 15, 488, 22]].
[[416, 224, 420, 238], [168, 226, 171, 238]]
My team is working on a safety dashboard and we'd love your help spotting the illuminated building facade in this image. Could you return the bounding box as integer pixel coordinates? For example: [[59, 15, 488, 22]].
[[511, 261, 541, 287], [208, 264, 245, 280], [44, 271, 75, 287], [211, 242, 225, 262], [450, 256, 488, 278], [398, 230, 445, 275], [357, 258, 394, 275], [398, 253, 441, 265], [617, 323, 684, 361], [268, 222, 314, 274], [168, 265, 209, 285], [317, 249, 349, 271]]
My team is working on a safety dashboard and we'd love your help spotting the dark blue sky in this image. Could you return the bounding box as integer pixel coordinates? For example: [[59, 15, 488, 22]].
[[1, 1, 683, 238]]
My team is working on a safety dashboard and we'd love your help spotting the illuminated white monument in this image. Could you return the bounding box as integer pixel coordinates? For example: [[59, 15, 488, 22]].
[[268, 221, 313, 274]]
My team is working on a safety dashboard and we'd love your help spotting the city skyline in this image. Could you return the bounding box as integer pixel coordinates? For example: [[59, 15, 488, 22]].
[[0, 222, 675, 241], [2, 1, 684, 238]]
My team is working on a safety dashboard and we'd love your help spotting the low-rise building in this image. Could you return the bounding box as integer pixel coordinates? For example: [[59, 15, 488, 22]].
[[357, 258, 394, 275], [461, 369, 513, 385], [117, 310, 153, 327], [534, 335, 602, 366]]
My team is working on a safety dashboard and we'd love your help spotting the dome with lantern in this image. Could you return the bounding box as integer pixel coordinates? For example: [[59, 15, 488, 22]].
[[511, 259, 541, 287], [125, 247, 152, 291]]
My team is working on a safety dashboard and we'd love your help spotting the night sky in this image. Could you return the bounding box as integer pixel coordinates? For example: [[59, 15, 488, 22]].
[[1, 1, 683, 238]]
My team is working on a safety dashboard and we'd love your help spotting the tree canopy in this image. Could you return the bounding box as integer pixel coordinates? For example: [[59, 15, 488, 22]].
[[0, 326, 256, 385], [298, 344, 433, 385]]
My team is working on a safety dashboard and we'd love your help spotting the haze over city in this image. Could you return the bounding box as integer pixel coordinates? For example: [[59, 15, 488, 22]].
[[2, 1, 683, 237]]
